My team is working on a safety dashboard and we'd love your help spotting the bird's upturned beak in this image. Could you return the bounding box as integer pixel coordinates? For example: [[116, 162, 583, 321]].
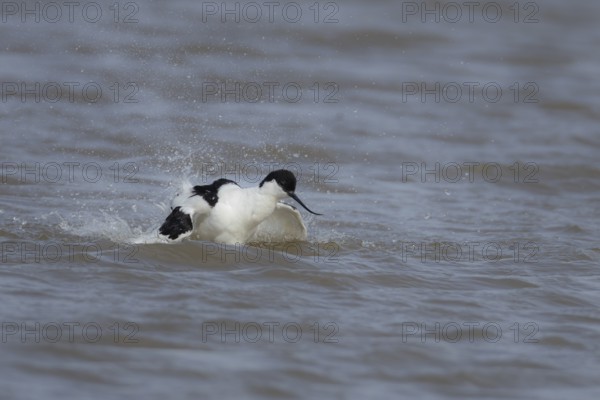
[[287, 192, 323, 215]]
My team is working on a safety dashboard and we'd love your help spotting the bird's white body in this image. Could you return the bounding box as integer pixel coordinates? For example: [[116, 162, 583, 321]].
[[194, 182, 284, 244], [158, 170, 318, 245]]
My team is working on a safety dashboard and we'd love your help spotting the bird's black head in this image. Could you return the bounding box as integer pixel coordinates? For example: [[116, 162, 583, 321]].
[[260, 169, 322, 216], [259, 169, 297, 194]]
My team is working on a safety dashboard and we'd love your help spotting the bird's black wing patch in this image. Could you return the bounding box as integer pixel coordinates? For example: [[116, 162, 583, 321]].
[[192, 178, 237, 207], [192, 184, 219, 207], [159, 206, 193, 240]]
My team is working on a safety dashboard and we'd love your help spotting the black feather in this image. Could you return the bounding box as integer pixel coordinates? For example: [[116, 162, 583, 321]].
[[159, 207, 193, 240]]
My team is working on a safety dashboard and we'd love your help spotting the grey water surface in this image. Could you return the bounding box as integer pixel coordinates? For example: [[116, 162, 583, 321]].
[[1, 0, 599, 399]]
